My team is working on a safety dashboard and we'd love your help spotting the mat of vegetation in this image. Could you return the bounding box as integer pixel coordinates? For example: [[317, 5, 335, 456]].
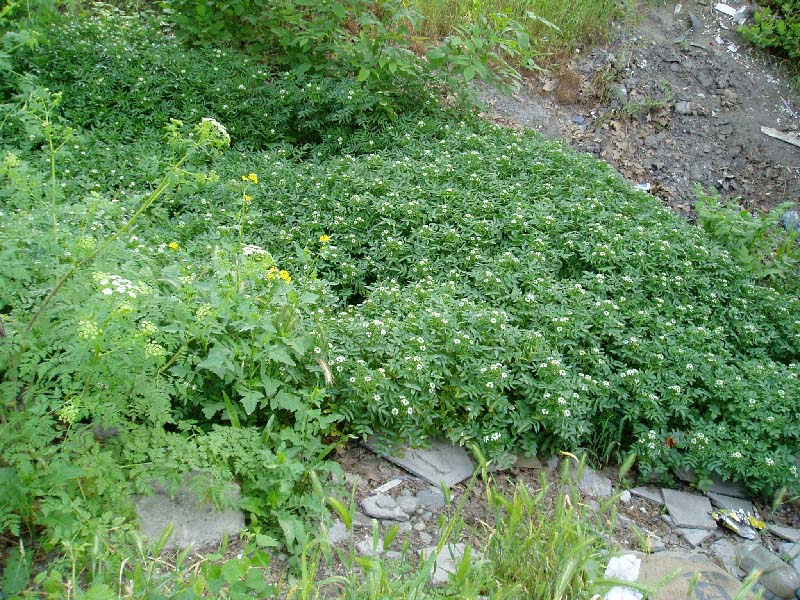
[[1, 2, 799, 595]]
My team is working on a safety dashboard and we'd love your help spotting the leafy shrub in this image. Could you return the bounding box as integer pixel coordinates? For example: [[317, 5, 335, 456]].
[[696, 192, 800, 285], [740, 0, 800, 62], [233, 119, 800, 496]]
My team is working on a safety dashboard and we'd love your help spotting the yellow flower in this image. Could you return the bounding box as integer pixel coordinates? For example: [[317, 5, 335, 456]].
[[278, 269, 291, 283], [267, 266, 277, 281], [168, 241, 180, 251], [246, 172, 259, 184], [319, 234, 331, 243], [243, 194, 252, 203]]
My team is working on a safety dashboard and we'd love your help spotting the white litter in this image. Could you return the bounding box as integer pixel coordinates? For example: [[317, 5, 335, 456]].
[[714, 3, 737, 17], [603, 554, 643, 600]]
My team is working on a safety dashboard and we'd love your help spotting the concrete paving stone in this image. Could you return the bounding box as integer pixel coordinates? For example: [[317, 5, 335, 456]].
[[134, 473, 245, 551], [768, 524, 800, 543], [364, 437, 474, 487], [678, 527, 715, 547], [631, 486, 665, 505], [706, 491, 756, 514], [662, 489, 716, 530]]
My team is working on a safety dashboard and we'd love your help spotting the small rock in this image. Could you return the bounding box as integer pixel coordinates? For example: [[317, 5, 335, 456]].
[[421, 510, 433, 521], [736, 542, 800, 599], [419, 531, 433, 544], [710, 538, 743, 577], [571, 114, 588, 127], [343, 471, 362, 489], [620, 490, 632, 504], [385, 550, 402, 560], [674, 101, 694, 115], [361, 494, 409, 521], [631, 486, 664, 505], [356, 537, 383, 556], [662, 489, 716, 530], [579, 466, 613, 498], [546, 455, 560, 471], [677, 527, 714, 547], [781, 211, 800, 233], [769, 524, 800, 543], [353, 511, 373, 529], [416, 486, 446, 510], [419, 543, 482, 587], [326, 520, 350, 545], [645, 534, 666, 553], [779, 542, 800, 572], [413, 522, 426, 532], [397, 521, 413, 533], [688, 12, 701, 31], [514, 455, 542, 469], [395, 495, 419, 515]]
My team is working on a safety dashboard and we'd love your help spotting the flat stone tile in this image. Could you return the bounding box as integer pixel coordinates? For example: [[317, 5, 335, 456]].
[[631, 486, 665, 505], [662, 489, 716, 530], [364, 437, 474, 487], [706, 492, 755, 514]]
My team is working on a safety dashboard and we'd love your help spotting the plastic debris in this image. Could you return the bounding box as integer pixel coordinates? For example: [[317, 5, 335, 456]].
[[712, 508, 765, 539], [604, 554, 643, 600], [636, 183, 652, 192], [714, 3, 737, 17]]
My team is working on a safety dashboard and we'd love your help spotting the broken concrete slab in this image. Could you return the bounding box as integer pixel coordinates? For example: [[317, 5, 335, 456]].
[[419, 543, 482, 587], [631, 486, 664, 505], [662, 489, 716, 530], [361, 494, 409, 521], [768, 524, 800, 543], [133, 474, 245, 551], [707, 491, 756, 514], [637, 551, 754, 599], [677, 527, 715, 547], [364, 437, 474, 487], [710, 538, 743, 578], [708, 478, 748, 498]]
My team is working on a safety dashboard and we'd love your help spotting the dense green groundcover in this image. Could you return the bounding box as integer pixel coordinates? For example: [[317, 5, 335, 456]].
[[1, 7, 800, 586]]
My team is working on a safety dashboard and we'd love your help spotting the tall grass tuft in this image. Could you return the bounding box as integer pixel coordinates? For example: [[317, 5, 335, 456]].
[[410, 0, 630, 61]]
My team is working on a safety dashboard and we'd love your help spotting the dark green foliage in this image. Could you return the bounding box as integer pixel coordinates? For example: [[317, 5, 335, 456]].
[[740, 1, 800, 63]]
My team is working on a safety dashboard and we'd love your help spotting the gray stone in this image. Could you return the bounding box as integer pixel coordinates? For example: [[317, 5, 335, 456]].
[[419, 531, 433, 544], [674, 101, 694, 115], [778, 542, 800, 572], [769, 524, 800, 543], [708, 478, 749, 498], [356, 537, 383, 556], [396, 521, 413, 533], [736, 542, 800, 598], [133, 474, 245, 551], [361, 494, 409, 521], [413, 521, 426, 532], [364, 437, 473, 487], [546, 455, 560, 472], [514, 455, 542, 469], [419, 543, 482, 587], [416, 486, 446, 510], [353, 511, 373, 529], [385, 550, 402, 560], [661, 514, 675, 527], [395, 495, 419, 515], [677, 527, 714, 547], [631, 486, 664, 505], [645, 534, 666, 553], [638, 551, 749, 599], [620, 490, 632, 504], [707, 491, 756, 514], [327, 520, 350, 545], [662, 489, 716, 530], [579, 466, 613, 498], [710, 538, 744, 577]]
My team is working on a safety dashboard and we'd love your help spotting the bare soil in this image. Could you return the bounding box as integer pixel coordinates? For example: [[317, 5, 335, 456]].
[[476, 0, 800, 218]]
